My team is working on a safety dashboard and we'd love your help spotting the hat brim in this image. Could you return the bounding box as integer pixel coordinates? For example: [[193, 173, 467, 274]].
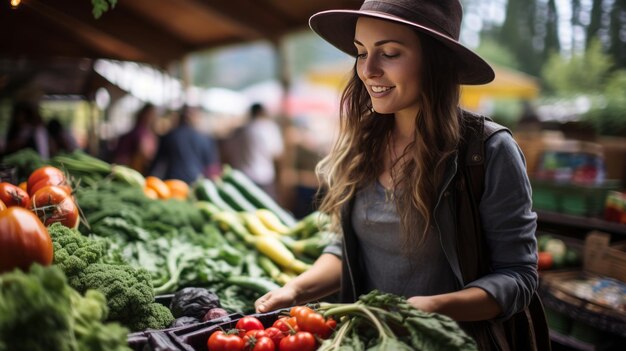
[[309, 10, 495, 85]]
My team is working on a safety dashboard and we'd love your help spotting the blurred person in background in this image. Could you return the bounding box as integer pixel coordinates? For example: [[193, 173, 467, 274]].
[[255, 1, 546, 350], [222, 103, 284, 199], [113, 103, 159, 175], [3, 101, 49, 159], [149, 105, 220, 183], [47, 118, 78, 157]]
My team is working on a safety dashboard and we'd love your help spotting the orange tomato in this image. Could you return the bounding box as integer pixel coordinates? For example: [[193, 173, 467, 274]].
[[164, 179, 189, 200], [145, 176, 171, 199], [0, 199, 6, 211], [18, 182, 27, 192], [143, 186, 159, 199]]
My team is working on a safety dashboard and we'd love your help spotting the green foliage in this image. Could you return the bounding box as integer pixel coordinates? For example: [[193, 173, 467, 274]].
[[91, 0, 117, 19], [0, 148, 45, 183], [475, 39, 520, 70], [490, 98, 524, 129], [541, 39, 626, 136], [0, 264, 130, 351], [541, 40, 613, 95]]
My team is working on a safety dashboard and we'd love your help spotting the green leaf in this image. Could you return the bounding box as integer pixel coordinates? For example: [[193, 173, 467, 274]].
[[92, 0, 118, 19]]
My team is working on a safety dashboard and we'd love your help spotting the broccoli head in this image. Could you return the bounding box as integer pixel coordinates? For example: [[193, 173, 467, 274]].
[[126, 303, 174, 332], [72, 263, 164, 331], [48, 223, 107, 277]]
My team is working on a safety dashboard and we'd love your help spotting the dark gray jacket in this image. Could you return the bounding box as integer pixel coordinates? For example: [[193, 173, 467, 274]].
[[325, 129, 538, 321]]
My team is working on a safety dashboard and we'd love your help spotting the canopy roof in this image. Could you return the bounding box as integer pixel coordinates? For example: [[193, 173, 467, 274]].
[[1, 0, 361, 67]]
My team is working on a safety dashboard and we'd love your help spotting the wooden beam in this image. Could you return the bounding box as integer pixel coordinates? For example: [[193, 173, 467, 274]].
[[186, 0, 294, 40], [25, 0, 191, 66]]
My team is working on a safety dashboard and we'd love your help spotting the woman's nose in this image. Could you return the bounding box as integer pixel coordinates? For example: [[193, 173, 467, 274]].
[[360, 57, 382, 79]]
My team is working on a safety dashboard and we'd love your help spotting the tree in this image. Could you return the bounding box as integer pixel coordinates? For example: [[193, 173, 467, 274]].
[[608, 0, 626, 69], [542, 40, 613, 95], [586, 0, 603, 49]]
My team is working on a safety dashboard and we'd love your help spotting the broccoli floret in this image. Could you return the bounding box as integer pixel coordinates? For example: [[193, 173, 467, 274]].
[[126, 303, 174, 331], [70, 289, 130, 351], [72, 263, 172, 331], [48, 223, 106, 277], [0, 264, 131, 351]]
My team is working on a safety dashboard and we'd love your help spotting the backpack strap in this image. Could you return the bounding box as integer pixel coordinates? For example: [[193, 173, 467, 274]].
[[456, 110, 550, 351]]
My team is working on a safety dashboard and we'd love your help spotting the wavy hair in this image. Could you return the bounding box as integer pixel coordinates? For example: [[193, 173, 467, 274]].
[[316, 32, 463, 252]]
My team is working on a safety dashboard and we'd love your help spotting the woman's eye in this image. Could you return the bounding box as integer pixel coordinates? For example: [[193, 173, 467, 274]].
[[382, 53, 399, 58], [356, 52, 367, 59]]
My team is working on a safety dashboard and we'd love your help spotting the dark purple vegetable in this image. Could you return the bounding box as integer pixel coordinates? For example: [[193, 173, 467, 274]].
[[169, 287, 221, 319], [202, 307, 229, 322]]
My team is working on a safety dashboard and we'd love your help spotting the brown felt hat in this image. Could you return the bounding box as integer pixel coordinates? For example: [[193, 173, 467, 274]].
[[309, 0, 495, 85]]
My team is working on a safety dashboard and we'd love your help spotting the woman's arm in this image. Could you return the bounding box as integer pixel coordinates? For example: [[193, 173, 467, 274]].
[[256, 253, 341, 312], [407, 287, 502, 321]]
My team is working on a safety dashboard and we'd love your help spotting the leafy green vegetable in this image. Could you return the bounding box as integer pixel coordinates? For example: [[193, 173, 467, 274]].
[[0, 264, 130, 351], [0, 148, 45, 183], [317, 290, 478, 351]]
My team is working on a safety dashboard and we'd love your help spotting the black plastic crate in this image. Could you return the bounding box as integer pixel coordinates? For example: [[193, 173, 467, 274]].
[[169, 309, 289, 351]]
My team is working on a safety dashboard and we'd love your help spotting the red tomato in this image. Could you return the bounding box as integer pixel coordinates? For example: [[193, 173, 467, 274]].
[[235, 316, 265, 337], [0, 182, 31, 208], [207, 331, 245, 351], [242, 334, 275, 351], [262, 327, 285, 346], [0, 207, 53, 273], [31, 185, 80, 228], [298, 311, 334, 339], [326, 317, 337, 330], [27, 166, 68, 196], [279, 331, 316, 351], [248, 336, 275, 351], [290, 306, 315, 320], [538, 251, 553, 271], [272, 317, 298, 334]]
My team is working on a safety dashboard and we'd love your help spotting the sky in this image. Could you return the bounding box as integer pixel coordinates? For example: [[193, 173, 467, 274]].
[[461, 0, 587, 55]]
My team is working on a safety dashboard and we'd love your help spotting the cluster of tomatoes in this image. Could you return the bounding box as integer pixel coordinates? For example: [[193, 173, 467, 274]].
[[0, 166, 78, 273], [208, 306, 336, 351]]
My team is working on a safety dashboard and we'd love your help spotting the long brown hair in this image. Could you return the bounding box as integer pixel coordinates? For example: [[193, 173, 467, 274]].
[[316, 32, 463, 251]]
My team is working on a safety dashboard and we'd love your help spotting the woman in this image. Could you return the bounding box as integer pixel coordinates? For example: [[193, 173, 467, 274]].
[[113, 103, 159, 175], [256, 1, 541, 349]]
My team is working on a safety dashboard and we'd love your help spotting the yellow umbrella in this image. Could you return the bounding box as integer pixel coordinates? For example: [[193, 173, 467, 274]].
[[461, 65, 540, 110], [306, 62, 540, 110]]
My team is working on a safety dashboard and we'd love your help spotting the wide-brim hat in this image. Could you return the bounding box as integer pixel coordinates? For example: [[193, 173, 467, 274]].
[[309, 0, 495, 85]]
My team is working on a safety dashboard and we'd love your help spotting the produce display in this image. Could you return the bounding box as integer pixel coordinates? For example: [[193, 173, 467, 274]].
[[537, 234, 581, 271], [0, 148, 477, 350]]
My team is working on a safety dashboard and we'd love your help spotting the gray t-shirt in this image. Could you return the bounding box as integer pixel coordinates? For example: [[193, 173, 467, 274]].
[[351, 181, 458, 297]]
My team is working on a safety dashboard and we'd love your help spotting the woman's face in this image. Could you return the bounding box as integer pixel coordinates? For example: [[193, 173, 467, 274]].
[[354, 17, 422, 117]]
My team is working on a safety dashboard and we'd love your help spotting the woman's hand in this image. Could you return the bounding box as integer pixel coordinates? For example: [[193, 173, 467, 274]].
[[255, 285, 299, 313], [407, 295, 439, 313]]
